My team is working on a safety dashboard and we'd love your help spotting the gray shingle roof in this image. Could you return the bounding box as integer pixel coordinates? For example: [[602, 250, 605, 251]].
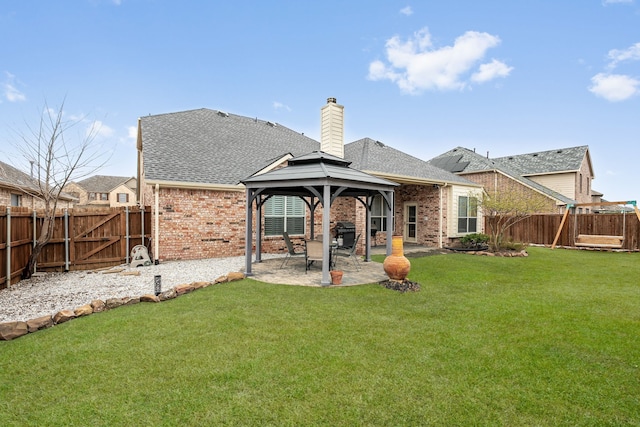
[[0, 160, 39, 191], [140, 109, 478, 187], [344, 138, 479, 186], [428, 147, 576, 205], [493, 145, 589, 175], [141, 109, 320, 185], [76, 175, 134, 193], [0, 160, 77, 202]]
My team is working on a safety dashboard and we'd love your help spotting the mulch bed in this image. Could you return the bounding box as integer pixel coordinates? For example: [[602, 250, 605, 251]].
[[379, 279, 421, 293]]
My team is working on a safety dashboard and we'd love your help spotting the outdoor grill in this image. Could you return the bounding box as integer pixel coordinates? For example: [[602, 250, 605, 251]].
[[334, 221, 356, 248]]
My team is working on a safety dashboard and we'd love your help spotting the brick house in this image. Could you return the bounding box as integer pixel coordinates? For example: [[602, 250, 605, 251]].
[[429, 146, 599, 213], [0, 160, 76, 209], [136, 99, 482, 262], [63, 175, 137, 208]]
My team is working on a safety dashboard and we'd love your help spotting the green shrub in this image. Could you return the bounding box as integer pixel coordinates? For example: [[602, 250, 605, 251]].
[[460, 233, 489, 248]]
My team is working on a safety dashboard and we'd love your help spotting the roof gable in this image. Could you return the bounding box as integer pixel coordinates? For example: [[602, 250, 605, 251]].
[[428, 146, 575, 205], [493, 145, 589, 175]]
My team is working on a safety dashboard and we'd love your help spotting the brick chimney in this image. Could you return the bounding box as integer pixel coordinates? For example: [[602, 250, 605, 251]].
[[320, 97, 344, 158]]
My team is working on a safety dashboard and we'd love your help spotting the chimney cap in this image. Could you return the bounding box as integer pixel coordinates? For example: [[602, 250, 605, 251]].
[[327, 97, 337, 104]]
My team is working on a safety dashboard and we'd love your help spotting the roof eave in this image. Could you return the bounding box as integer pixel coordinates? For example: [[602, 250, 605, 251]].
[[145, 179, 245, 192], [364, 171, 481, 187]]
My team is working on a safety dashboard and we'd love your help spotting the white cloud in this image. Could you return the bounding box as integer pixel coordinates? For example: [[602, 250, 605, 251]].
[[127, 126, 137, 139], [368, 27, 510, 93], [400, 6, 413, 16], [2, 72, 26, 102], [471, 59, 514, 83], [86, 120, 115, 139], [588, 73, 640, 101], [602, 0, 633, 4], [273, 101, 291, 111], [606, 42, 640, 70]]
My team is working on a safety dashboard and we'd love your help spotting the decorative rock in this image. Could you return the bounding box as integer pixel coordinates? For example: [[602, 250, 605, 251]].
[[175, 284, 195, 295], [91, 300, 106, 312], [140, 294, 160, 303], [27, 315, 53, 332], [226, 272, 245, 282], [74, 304, 93, 317], [158, 288, 177, 301], [53, 310, 76, 324], [0, 321, 29, 340], [122, 297, 140, 306], [105, 298, 124, 310], [214, 275, 227, 284], [192, 281, 209, 289]]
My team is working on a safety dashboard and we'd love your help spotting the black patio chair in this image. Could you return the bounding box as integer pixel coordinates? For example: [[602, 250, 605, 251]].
[[280, 232, 305, 268], [335, 233, 361, 270]]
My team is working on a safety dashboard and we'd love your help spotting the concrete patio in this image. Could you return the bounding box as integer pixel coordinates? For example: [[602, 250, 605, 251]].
[[245, 244, 442, 287]]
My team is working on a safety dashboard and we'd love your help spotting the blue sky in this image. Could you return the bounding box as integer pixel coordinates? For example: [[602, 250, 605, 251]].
[[1, 0, 639, 202]]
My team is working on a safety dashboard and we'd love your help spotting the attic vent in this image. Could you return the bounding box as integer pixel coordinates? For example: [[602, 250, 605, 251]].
[[375, 140, 385, 147], [557, 150, 563, 153], [266, 121, 276, 127], [533, 153, 538, 157], [508, 156, 514, 160], [217, 110, 229, 117]]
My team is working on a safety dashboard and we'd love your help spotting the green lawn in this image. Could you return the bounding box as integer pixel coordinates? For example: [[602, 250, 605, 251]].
[[1, 247, 639, 426]]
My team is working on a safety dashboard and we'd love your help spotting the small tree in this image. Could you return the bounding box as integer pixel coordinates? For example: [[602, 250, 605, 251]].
[[479, 186, 552, 251], [15, 100, 110, 279]]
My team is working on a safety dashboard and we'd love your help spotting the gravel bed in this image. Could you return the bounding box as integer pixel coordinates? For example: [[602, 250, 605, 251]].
[[0, 255, 280, 323]]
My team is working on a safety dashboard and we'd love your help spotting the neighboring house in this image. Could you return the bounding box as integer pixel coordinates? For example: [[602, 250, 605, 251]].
[[0, 160, 76, 209], [137, 100, 482, 262], [429, 146, 598, 213], [64, 175, 137, 208]]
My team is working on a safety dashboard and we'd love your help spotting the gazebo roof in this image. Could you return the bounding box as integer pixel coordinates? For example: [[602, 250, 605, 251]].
[[241, 151, 398, 195]]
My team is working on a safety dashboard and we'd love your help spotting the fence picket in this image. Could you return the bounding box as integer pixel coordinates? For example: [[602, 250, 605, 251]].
[[0, 206, 151, 289]]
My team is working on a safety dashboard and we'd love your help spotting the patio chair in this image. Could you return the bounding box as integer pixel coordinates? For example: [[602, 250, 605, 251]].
[[280, 232, 305, 269], [336, 233, 361, 270], [305, 239, 324, 273]]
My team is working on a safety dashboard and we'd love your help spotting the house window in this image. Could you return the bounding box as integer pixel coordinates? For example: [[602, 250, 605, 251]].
[[89, 192, 96, 201], [117, 193, 129, 203], [100, 193, 109, 201], [264, 195, 305, 236], [371, 194, 392, 232], [458, 196, 478, 233], [10, 194, 22, 207]]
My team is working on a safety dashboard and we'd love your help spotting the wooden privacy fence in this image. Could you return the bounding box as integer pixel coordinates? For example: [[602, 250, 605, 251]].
[[487, 212, 640, 251], [1, 206, 151, 288]]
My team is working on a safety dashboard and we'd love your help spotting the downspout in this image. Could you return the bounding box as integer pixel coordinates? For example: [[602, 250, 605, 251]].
[[439, 185, 444, 248], [154, 183, 159, 264]]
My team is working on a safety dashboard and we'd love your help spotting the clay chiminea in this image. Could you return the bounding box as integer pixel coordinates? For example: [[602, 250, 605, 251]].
[[383, 235, 411, 281]]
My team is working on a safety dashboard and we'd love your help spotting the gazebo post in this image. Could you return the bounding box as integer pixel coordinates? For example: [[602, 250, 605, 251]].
[[321, 184, 331, 286], [255, 195, 262, 263], [244, 189, 254, 276], [309, 196, 315, 239], [386, 190, 393, 257], [365, 195, 372, 262]]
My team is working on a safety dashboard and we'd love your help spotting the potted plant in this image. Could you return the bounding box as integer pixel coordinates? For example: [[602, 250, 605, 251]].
[[330, 269, 343, 285]]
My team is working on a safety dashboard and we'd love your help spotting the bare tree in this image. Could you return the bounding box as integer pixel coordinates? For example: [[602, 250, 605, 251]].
[[15, 99, 110, 279], [479, 185, 553, 251]]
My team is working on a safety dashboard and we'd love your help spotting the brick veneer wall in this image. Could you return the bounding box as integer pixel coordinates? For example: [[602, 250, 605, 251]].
[[147, 183, 448, 261], [463, 171, 560, 213], [0, 189, 74, 210], [393, 184, 445, 247]]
